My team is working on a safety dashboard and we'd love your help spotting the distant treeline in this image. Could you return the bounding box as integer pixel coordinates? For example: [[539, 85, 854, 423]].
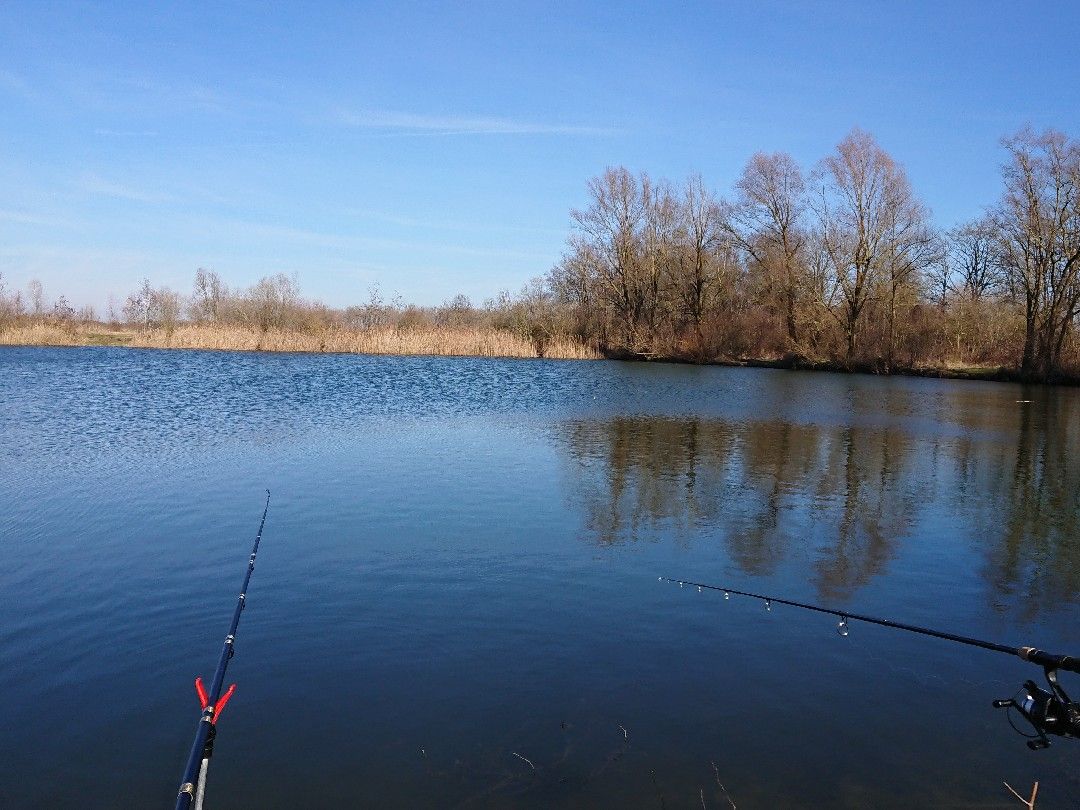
[[549, 126, 1080, 382], [0, 270, 581, 358], [2, 126, 1078, 379]]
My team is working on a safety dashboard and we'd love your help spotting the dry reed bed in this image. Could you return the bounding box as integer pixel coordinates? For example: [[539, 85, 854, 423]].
[[0, 323, 600, 360]]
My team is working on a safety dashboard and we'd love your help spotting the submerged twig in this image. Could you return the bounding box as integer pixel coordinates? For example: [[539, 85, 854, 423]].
[[1003, 780, 1039, 809], [711, 761, 736, 809]]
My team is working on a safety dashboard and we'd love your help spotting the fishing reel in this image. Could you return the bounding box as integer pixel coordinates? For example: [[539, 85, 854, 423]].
[[993, 668, 1080, 750]]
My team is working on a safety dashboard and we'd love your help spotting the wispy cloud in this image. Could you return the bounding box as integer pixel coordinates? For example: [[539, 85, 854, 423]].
[[336, 108, 613, 136], [115, 76, 234, 113], [93, 128, 160, 138], [77, 173, 175, 204], [0, 209, 74, 228]]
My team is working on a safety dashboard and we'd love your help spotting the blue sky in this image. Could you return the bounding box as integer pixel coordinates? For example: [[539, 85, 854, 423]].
[[2, 1, 1079, 311]]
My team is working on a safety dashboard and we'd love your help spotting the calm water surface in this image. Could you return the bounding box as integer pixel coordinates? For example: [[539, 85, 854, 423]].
[[1, 346, 1078, 808]]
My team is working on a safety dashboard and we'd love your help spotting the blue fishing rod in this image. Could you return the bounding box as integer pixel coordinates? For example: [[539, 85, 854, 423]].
[[662, 577, 1079, 749], [175, 490, 271, 810]]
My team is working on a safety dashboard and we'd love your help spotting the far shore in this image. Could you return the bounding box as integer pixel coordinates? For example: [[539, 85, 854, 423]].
[[2, 322, 1075, 386]]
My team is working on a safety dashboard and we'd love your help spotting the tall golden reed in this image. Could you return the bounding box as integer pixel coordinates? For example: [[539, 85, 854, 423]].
[[0, 322, 600, 361]]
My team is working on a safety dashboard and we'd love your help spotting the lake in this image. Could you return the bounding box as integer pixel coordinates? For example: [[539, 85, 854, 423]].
[[1, 346, 1078, 808]]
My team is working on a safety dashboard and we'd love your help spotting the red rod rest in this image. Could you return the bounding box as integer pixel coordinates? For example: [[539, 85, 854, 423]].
[[214, 684, 237, 722], [194, 677, 237, 723]]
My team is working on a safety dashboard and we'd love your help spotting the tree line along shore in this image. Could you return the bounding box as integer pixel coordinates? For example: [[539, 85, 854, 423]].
[[2, 126, 1078, 382]]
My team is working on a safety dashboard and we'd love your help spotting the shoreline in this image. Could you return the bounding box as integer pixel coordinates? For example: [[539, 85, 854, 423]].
[[708, 355, 1079, 387], [2, 323, 1076, 387]]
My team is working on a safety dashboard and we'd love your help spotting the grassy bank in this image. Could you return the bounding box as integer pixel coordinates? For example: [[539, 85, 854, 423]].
[[0, 322, 601, 360]]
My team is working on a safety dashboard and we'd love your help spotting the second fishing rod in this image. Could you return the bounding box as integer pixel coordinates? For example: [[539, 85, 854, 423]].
[[662, 577, 1079, 749]]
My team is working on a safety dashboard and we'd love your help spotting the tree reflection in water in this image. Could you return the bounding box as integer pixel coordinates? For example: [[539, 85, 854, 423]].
[[556, 393, 1079, 614], [968, 391, 1080, 619]]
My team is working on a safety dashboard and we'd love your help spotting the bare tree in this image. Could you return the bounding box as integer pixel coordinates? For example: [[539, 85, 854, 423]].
[[436, 293, 473, 327], [190, 267, 226, 322], [567, 166, 651, 349], [926, 241, 952, 308], [27, 279, 44, 318], [880, 193, 939, 368], [345, 284, 395, 329], [245, 273, 302, 331], [813, 129, 934, 363], [51, 296, 75, 324], [0, 273, 22, 328], [670, 174, 730, 340], [106, 294, 120, 326], [123, 278, 181, 332], [124, 278, 157, 329], [995, 127, 1080, 380], [514, 276, 560, 356], [156, 288, 182, 335], [730, 152, 808, 348], [947, 215, 1001, 302], [549, 243, 597, 310], [640, 177, 678, 346]]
